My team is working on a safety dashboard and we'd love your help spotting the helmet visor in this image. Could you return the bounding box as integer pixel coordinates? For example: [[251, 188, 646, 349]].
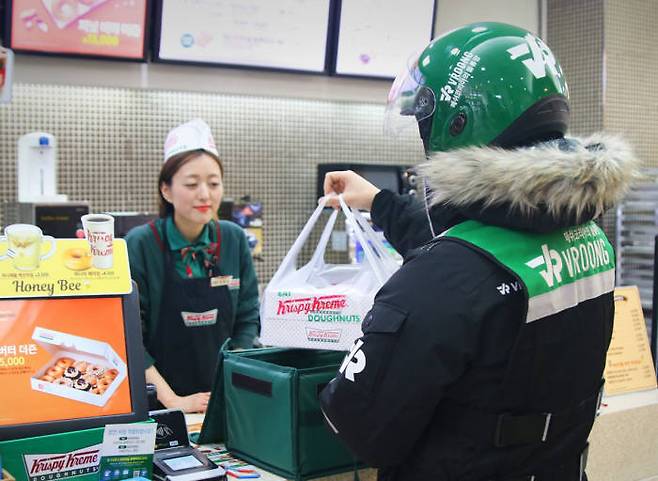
[[384, 53, 435, 137]]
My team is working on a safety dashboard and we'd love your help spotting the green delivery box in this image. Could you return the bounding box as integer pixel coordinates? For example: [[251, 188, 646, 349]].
[[0, 426, 105, 481], [198, 347, 358, 480]]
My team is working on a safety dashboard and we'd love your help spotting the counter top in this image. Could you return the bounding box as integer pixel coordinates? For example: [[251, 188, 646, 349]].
[[588, 388, 658, 481], [184, 414, 376, 481], [599, 387, 658, 415], [186, 388, 658, 481]]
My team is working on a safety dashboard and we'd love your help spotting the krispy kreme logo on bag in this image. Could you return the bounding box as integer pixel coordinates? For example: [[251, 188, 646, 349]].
[[277, 295, 348, 316], [24, 444, 101, 481], [306, 328, 342, 343]]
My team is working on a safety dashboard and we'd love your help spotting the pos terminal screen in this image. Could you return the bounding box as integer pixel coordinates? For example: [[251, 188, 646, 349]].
[[163, 455, 204, 471], [0, 297, 133, 427]]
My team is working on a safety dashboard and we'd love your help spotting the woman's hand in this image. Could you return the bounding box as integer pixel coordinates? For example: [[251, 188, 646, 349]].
[[321, 170, 381, 211], [145, 365, 210, 413], [164, 392, 211, 413]]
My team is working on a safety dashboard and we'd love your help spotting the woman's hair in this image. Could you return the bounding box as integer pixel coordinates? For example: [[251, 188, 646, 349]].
[[158, 149, 224, 218]]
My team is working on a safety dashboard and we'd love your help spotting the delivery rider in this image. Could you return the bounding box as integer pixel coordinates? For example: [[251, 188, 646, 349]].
[[319, 23, 639, 481]]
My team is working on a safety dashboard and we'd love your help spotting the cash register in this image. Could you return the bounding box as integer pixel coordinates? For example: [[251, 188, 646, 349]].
[[150, 409, 226, 481]]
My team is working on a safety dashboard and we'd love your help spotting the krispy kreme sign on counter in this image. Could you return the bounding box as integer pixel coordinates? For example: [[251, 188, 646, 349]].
[[24, 444, 102, 481]]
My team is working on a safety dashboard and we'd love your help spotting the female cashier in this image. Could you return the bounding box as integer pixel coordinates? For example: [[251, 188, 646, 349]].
[[126, 119, 260, 413]]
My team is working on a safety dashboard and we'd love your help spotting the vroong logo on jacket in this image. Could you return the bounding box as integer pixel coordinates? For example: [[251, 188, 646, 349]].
[[525, 238, 611, 288], [444, 220, 616, 322]]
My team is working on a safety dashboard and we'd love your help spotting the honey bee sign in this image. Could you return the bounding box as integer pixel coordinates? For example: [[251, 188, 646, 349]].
[[604, 286, 658, 396], [0, 223, 131, 298]]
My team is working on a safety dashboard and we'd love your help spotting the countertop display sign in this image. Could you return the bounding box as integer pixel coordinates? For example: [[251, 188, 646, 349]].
[[0, 297, 133, 428], [156, 0, 331, 72], [99, 423, 157, 481], [333, 0, 435, 78], [8, 0, 148, 59], [603, 286, 658, 396], [0, 223, 149, 445], [0, 234, 132, 298]]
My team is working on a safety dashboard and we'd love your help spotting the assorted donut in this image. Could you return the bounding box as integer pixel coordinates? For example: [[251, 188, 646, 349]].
[[56, 357, 74, 369], [38, 357, 117, 395], [55, 377, 73, 387], [46, 366, 64, 378], [73, 360, 89, 371]]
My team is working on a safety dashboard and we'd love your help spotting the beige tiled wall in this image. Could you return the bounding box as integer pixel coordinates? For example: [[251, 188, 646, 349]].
[[604, 0, 658, 168], [546, 1, 658, 344], [547, 0, 618, 241], [546, 0, 604, 137], [547, 0, 658, 240], [0, 83, 425, 283]]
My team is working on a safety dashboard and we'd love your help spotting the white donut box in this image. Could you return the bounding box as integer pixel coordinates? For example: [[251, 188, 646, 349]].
[[30, 327, 127, 407]]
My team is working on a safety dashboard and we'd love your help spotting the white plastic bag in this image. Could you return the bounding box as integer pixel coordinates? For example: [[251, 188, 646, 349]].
[[260, 195, 400, 350]]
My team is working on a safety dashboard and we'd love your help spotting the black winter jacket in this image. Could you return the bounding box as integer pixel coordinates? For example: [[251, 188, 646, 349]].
[[319, 136, 638, 481]]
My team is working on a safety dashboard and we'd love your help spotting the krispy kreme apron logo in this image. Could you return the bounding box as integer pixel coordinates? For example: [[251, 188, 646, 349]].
[[24, 445, 101, 481], [181, 309, 218, 327], [277, 295, 347, 315]]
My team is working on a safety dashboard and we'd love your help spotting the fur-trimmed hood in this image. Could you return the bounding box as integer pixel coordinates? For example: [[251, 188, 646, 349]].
[[419, 134, 640, 233]]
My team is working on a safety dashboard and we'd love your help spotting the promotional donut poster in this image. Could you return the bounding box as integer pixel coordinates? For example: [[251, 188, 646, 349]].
[[0, 229, 132, 299], [0, 296, 133, 426], [9, 0, 147, 59]]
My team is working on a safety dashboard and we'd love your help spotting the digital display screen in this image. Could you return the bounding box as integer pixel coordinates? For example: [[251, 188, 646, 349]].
[[334, 0, 435, 78], [9, 0, 147, 59], [156, 0, 330, 72], [163, 455, 203, 472], [0, 297, 133, 427]]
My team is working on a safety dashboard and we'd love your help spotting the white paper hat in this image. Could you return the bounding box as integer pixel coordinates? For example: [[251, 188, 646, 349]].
[[163, 119, 219, 162]]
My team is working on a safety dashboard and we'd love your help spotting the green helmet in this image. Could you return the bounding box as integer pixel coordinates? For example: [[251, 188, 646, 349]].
[[385, 22, 569, 153]]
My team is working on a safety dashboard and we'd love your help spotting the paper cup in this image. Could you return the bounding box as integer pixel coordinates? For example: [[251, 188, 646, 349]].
[[81, 214, 114, 269]]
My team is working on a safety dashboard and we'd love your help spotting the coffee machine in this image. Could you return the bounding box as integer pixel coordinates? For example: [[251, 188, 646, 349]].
[[4, 133, 89, 238], [17, 132, 64, 203]]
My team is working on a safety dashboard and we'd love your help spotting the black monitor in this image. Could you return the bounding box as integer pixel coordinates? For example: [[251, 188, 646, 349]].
[[110, 212, 158, 238], [0, 285, 148, 441], [317, 163, 404, 201]]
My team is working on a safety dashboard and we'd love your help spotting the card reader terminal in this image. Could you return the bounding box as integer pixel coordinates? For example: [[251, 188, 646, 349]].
[[150, 409, 226, 481], [153, 446, 224, 481]]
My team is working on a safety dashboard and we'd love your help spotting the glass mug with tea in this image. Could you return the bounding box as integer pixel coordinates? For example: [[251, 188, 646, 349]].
[[0, 224, 56, 271], [81, 214, 114, 269]]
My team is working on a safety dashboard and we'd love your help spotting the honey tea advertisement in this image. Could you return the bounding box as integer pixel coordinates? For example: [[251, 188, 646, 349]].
[[0, 237, 132, 299]]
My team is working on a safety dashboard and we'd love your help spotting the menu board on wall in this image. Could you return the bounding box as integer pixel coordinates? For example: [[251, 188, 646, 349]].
[[603, 286, 658, 396], [8, 0, 148, 59], [334, 0, 435, 78], [156, 0, 331, 72]]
